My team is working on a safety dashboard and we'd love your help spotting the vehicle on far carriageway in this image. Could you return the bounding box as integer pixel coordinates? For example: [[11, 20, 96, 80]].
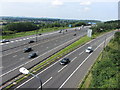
[[0, 39, 10, 43], [28, 40, 34, 44], [28, 52, 38, 59], [73, 34, 77, 36], [24, 47, 32, 53]]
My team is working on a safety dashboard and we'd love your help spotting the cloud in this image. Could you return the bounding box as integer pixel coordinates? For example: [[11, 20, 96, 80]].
[[51, 0, 63, 6], [80, 1, 92, 5]]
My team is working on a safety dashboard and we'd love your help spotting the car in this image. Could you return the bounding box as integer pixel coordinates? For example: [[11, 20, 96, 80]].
[[24, 47, 32, 53], [59, 30, 62, 33], [85, 47, 93, 53], [39, 33, 42, 35], [60, 58, 70, 65], [28, 40, 34, 44], [0, 39, 10, 43], [73, 34, 76, 36], [28, 52, 38, 59]]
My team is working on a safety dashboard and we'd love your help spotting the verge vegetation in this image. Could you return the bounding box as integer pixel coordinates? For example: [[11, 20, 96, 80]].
[[79, 31, 120, 88]]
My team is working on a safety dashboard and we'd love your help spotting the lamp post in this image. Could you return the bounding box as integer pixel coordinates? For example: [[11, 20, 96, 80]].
[[36, 30, 38, 42], [19, 67, 42, 90]]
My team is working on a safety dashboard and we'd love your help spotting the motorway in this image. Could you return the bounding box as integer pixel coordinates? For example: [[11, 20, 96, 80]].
[[1, 27, 89, 85], [13, 31, 115, 89], [1, 27, 78, 54]]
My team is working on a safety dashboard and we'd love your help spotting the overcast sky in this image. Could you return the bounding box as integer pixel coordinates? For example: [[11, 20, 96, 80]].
[[0, 0, 119, 21]]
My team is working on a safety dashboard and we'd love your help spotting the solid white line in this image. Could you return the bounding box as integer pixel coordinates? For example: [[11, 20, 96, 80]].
[[58, 65, 67, 73], [19, 39, 23, 41], [0, 67, 3, 69], [13, 55, 17, 58], [23, 39, 26, 40], [58, 36, 113, 89], [15, 40, 19, 42], [11, 41, 14, 43], [79, 51, 84, 56], [71, 57, 77, 62], [38, 77, 53, 89]]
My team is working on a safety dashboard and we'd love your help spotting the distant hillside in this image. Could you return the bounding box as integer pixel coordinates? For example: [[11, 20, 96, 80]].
[[0, 16, 101, 23]]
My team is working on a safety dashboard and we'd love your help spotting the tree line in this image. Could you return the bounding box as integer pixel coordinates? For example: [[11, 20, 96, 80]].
[[90, 20, 119, 34], [2, 21, 88, 35]]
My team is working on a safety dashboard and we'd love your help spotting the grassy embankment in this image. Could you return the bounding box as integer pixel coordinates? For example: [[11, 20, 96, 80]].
[[79, 31, 120, 88], [1, 27, 70, 39]]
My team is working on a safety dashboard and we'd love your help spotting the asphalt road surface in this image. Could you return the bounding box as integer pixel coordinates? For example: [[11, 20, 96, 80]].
[[1, 26, 89, 84], [1, 27, 79, 53], [13, 31, 115, 89]]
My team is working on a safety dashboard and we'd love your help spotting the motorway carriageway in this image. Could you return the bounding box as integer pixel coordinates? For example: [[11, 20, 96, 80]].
[[1, 27, 79, 53], [13, 31, 114, 89], [1, 27, 89, 84]]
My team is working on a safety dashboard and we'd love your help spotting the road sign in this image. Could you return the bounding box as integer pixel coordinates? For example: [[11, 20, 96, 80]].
[[87, 29, 92, 37], [69, 24, 72, 27]]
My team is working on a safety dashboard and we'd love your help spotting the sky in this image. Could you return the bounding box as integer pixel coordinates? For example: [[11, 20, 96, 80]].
[[0, 0, 119, 21]]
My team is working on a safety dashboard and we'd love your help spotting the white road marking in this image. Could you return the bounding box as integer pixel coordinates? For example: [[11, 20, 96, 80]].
[[0, 67, 3, 69], [11, 41, 14, 43], [19, 39, 23, 41], [58, 65, 67, 73], [15, 40, 19, 42], [71, 57, 77, 62], [79, 51, 84, 55], [13, 55, 17, 58], [38, 77, 53, 89]]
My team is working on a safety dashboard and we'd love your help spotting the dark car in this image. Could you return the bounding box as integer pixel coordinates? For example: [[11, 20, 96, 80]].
[[60, 58, 70, 65], [0, 39, 10, 43], [59, 30, 62, 33], [28, 52, 38, 59], [28, 40, 34, 44], [73, 34, 76, 36], [39, 33, 42, 35], [24, 47, 32, 53]]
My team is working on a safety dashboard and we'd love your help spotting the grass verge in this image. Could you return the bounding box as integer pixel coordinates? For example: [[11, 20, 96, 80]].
[[79, 33, 120, 88]]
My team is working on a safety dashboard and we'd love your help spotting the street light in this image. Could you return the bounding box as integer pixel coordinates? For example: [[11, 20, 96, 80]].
[[36, 30, 38, 42], [19, 67, 42, 90]]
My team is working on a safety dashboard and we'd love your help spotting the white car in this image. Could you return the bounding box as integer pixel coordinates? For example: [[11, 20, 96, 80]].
[[0, 39, 10, 43], [85, 47, 93, 53]]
